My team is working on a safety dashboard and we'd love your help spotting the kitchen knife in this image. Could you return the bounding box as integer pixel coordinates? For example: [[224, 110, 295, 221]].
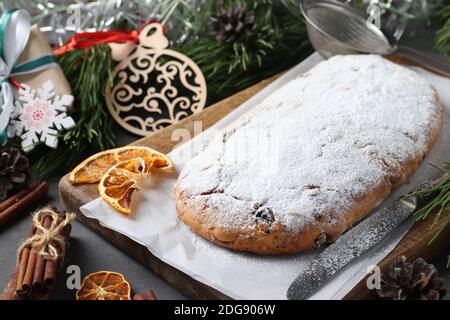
[[287, 173, 447, 300]]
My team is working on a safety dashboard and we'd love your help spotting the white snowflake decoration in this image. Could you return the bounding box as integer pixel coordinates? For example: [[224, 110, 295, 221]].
[[7, 80, 75, 152]]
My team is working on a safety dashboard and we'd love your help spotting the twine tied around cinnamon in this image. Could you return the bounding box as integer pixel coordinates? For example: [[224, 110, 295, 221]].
[[16, 208, 75, 264]]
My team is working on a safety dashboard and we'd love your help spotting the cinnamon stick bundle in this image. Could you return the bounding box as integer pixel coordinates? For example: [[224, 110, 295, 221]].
[[1, 207, 75, 300], [0, 181, 49, 226]]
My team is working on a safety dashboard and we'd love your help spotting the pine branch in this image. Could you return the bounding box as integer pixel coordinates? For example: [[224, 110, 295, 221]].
[[405, 162, 450, 246], [435, 4, 450, 58], [405, 162, 450, 268], [177, 0, 311, 103]]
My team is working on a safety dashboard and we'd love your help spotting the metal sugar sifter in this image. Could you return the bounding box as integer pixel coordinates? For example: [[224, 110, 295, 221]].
[[299, 0, 450, 76]]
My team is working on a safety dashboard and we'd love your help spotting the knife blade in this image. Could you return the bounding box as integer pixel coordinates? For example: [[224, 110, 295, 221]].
[[287, 173, 447, 300]]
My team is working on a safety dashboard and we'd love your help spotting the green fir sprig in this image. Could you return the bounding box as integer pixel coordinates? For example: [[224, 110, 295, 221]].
[[176, 0, 311, 103], [406, 162, 450, 267], [435, 4, 450, 58], [29, 45, 116, 178]]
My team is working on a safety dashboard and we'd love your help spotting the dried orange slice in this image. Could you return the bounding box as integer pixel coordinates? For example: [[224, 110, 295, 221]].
[[69, 146, 172, 185], [76, 271, 131, 300], [99, 155, 173, 215]]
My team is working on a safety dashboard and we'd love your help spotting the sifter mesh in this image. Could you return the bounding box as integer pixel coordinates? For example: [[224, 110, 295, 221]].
[[301, 0, 394, 55]]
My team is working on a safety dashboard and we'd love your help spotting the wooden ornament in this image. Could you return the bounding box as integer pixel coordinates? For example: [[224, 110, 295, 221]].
[[106, 23, 207, 136]]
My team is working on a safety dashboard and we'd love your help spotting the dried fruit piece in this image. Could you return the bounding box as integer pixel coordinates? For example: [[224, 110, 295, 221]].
[[99, 155, 173, 215], [69, 146, 172, 184], [76, 271, 131, 300]]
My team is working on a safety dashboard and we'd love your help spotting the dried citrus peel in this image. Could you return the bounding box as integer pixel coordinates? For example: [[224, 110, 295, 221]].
[[99, 156, 172, 215], [76, 271, 131, 300], [69, 146, 172, 184]]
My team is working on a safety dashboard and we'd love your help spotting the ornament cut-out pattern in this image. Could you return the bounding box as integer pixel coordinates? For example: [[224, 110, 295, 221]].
[[106, 23, 207, 136], [8, 80, 75, 152]]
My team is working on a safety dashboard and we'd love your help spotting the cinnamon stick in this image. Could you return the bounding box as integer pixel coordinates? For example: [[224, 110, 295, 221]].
[[0, 182, 38, 212], [44, 214, 63, 288], [32, 215, 52, 292], [17, 210, 52, 297], [44, 216, 72, 287], [0, 181, 49, 226], [15, 225, 37, 298], [19, 248, 37, 297]]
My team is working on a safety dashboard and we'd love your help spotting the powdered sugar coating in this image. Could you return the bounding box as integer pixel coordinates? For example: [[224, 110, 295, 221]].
[[176, 55, 441, 232]]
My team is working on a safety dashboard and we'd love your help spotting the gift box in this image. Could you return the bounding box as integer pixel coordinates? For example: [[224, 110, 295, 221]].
[[12, 26, 71, 104], [0, 9, 75, 151]]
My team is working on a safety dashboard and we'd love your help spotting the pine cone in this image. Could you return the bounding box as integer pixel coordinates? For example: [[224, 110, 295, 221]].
[[209, 1, 255, 44], [377, 256, 447, 300], [0, 147, 29, 201]]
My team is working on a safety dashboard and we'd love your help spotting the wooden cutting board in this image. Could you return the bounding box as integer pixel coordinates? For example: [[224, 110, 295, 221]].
[[59, 58, 450, 300]]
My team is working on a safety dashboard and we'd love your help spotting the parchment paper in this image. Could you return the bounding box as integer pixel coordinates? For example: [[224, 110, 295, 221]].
[[81, 53, 450, 300]]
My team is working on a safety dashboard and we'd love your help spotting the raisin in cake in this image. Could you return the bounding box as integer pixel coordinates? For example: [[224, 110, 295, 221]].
[[174, 55, 442, 254]]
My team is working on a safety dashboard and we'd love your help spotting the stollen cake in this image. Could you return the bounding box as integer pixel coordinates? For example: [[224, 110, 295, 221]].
[[174, 55, 442, 254]]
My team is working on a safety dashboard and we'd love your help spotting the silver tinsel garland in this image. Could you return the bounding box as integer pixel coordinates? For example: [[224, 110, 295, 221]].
[[1, 0, 444, 47], [0, 0, 199, 46]]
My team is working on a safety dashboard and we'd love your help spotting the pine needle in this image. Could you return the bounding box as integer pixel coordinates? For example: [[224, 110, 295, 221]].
[[435, 4, 450, 58], [176, 0, 312, 104], [405, 162, 450, 245]]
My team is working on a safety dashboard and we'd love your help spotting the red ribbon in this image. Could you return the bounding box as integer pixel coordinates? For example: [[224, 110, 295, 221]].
[[53, 20, 168, 56], [9, 78, 24, 90], [53, 30, 140, 55]]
